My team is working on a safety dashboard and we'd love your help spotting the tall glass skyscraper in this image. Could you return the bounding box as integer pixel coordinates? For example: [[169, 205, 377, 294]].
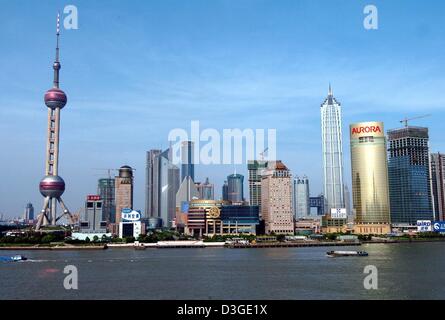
[[227, 174, 244, 203], [321, 85, 345, 213], [145, 148, 180, 227], [294, 176, 310, 219], [98, 178, 115, 223], [222, 180, 229, 201], [181, 141, 195, 183], [431, 153, 445, 221], [350, 122, 391, 230], [388, 126, 434, 226], [248, 160, 268, 209]]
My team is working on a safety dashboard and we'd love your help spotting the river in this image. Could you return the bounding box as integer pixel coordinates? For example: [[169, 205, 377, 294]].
[[1, 242, 444, 299]]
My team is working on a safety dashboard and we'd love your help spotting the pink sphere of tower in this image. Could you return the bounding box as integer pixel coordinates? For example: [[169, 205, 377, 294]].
[[39, 175, 65, 198], [44, 87, 67, 109]]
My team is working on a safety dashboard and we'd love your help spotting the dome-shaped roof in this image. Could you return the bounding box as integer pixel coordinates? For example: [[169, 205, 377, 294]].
[[44, 88, 67, 109]]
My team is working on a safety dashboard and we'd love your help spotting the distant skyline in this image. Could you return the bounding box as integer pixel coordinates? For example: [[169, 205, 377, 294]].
[[0, 0, 444, 218]]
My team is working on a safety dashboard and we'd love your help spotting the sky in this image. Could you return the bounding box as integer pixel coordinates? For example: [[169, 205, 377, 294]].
[[0, 0, 444, 218]]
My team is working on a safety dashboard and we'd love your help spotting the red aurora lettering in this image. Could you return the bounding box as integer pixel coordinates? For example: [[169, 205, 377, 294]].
[[351, 126, 381, 135]]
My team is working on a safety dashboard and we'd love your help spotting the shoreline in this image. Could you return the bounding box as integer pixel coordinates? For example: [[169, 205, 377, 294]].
[[0, 238, 444, 250]]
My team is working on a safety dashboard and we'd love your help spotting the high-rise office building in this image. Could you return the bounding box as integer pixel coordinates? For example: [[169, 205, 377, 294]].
[[294, 176, 310, 219], [248, 160, 268, 209], [81, 195, 106, 232], [98, 178, 115, 223], [222, 181, 229, 201], [388, 126, 434, 226], [321, 85, 345, 213], [431, 153, 445, 221], [145, 149, 162, 218], [181, 141, 195, 183], [24, 203, 34, 221], [145, 149, 180, 227], [261, 161, 294, 234], [227, 173, 244, 203], [115, 166, 134, 225], [344, 184, 352, 221], [197, 177, 214, 200], [350, 122, 391, 234]]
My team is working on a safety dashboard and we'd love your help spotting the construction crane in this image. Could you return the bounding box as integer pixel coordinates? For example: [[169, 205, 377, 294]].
[[92, 168, 119, 179], [400, 114, 431, 127], [259, 148, 269, 161]]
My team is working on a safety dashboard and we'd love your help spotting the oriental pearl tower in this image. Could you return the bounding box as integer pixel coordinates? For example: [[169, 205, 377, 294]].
[[36, 14, 74, 231]]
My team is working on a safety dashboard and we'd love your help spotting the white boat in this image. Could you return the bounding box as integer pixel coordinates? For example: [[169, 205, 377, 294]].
[[326, 250, 368, 257]]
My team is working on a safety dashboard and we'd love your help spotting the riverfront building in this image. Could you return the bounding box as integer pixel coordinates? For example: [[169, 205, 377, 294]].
[[431, 153, 445, 220], [321, 85, 345, 214], [145, 149, 180, 227], [350, 122, 391, 234], [248, 160, 268, 210], [81, 195, 107, 233], [98, 178, 115, 223], [184, 200, 259, 237], [261, 161, 295, 234], [115, 166, 134, 226], [294, 176, 310, 219], [388, 126, 434, 226]]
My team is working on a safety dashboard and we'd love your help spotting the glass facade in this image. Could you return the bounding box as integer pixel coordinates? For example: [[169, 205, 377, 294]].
[[181, 141, 195, 182], [227, 174, 244, 203], [294, 176, 310, 219], [98, 178, 115, 223], [350, 122, 390, 224], [247, 160, 268, 208], [431, 153, 445, 221], [321, 86, 345, 212], [388, 127, 434, 225]]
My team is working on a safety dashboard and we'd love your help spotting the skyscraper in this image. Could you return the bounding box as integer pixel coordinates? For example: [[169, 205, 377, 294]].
[[350, 122, 391, 234], [36, 14, 74, 230], [181, 141, 195, 183], [388, 126, 434, 226], [222, 181, 229, 201], [197, 178, 214, 200], [261, 161, 294, 234], [431, 153, 445, 221], [145, 149, 180, 227], [294, 176, 310, 219], [320, 85, 345, 213], [248, 160, 268, 209], [145, 149, 161, 218], [115, 166, 134, 225], [98, 178, 115, 223], [24, 203, 34, 221], [227, 174, 244, 203], [81, 195, 106, 232]]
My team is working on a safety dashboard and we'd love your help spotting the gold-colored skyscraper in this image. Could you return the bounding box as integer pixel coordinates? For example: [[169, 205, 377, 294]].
[[350, 122, 391, 234]]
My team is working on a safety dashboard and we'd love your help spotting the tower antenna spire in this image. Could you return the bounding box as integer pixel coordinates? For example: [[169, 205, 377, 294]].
[[53, 12, 61, 88], [328, 83, 333, 96]]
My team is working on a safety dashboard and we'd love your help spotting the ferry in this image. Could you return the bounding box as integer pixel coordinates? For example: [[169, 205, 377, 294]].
[[326, 250, 368, 257], [0, 255, 28, 262]]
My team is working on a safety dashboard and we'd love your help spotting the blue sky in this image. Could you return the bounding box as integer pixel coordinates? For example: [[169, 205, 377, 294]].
[[0, 0, 444, 218]]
